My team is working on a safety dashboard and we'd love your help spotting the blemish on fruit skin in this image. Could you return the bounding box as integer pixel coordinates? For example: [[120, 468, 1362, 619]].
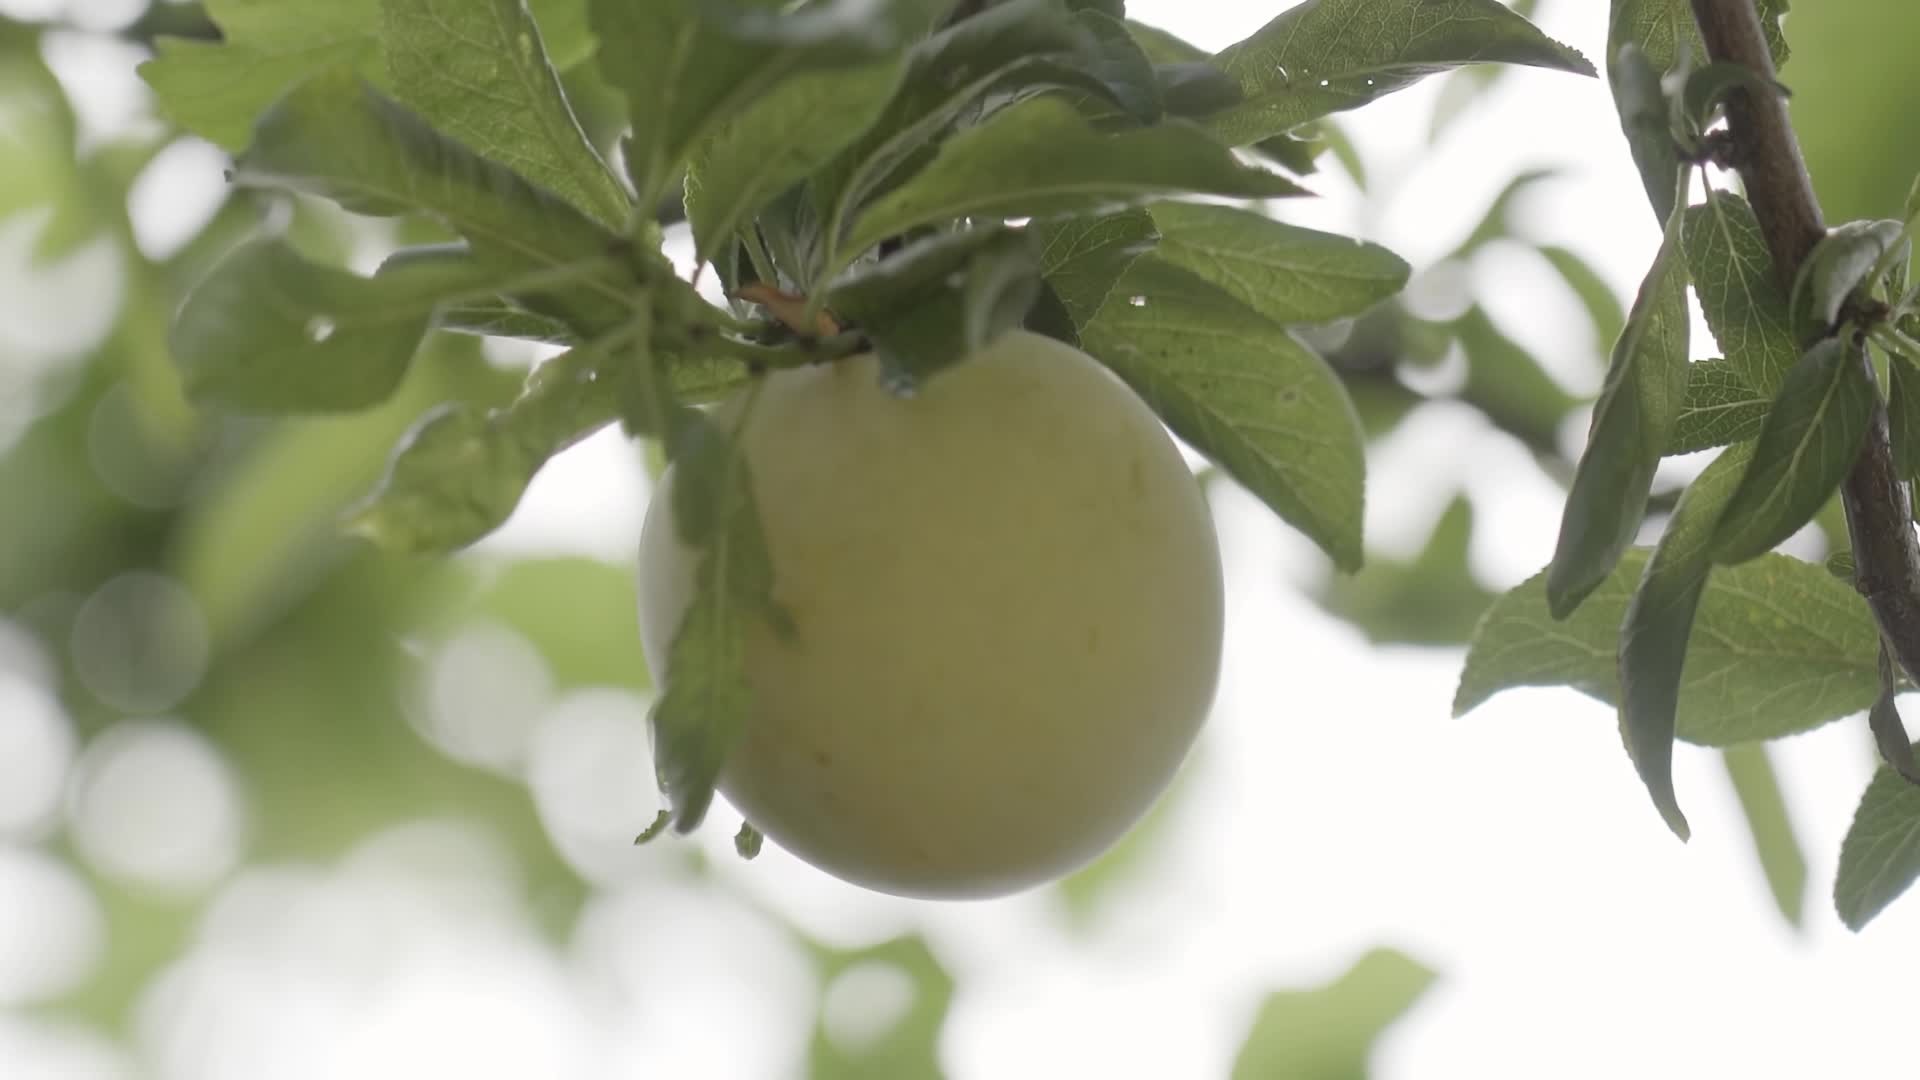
[[1128, 458, 1146, 495], [811, 748, 832, 768]]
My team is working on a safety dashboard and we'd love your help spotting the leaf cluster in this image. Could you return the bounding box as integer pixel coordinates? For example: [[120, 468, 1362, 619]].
[[1460, 0, 1920, 929], [144, 1, 1590, 836]]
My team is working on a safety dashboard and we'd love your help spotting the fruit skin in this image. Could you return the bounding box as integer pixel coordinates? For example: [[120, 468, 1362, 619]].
[[638, 330, 1223, 900]]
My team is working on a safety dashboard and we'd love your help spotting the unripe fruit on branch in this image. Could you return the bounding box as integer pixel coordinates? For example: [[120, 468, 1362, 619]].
[[638, 330, 1223, 899]]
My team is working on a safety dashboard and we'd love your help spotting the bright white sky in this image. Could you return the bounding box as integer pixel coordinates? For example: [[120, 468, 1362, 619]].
[[3, 2, 1919, 1079]]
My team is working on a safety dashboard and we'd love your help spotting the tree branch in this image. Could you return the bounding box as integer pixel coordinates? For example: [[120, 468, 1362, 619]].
[[1689, 0, 1920, 683]]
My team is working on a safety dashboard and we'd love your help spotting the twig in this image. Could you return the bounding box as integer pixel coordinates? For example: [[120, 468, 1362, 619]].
[[1689, 0, 1920, 686]]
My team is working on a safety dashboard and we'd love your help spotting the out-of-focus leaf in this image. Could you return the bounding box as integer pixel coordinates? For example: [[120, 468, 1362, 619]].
[[140, 0, 386, 150], [384, 0, 629, 227], [1457, 549, 1881, 747], [461, 558, 651, 691], [1722, 743, 1809, 928], [1033, 207, 1159, 329], [808, 935, 955, 1080], [1082, 257, 1366, 571], [1454, 305, 1580, 452], [1057, 752, 1199, 922], [0, 32, 92, 259], [1683, 193, 1801, 396], [1450, 168, 1559, 259], [1669, 358, 1769, 455], [1546, 211, 1689, 617], [1148, 201, 1410, 327], [1207, 0, 1594, 147], [1835, 737, 1920, 930], [1538, 244, 1627, 361], [1711, 338, 1875, 566], [841, 95, 1306, 261], [1318, 496, 1494, 646], [190, 555, 586, 910], [173, 339, 522, 651], [1230, 948, 1438, 1080]]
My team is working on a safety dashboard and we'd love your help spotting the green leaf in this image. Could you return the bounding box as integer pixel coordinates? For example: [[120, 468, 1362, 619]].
[[528, 0, 596, 70], [1794, 219, 1910, 332], [1835, 738, 1920, 930], [1033, 207, 1160, 329], [808, 936, 955, 1079], [1146, 201, 1410, 327], [1207, 0, 1595, 147], [1082, 257, 1366, 570], [842, 95, 1306, 262], [1457, 548, 1881, 747], [1890, 351, 1920, 479], [733, 822, 764, 859], [1680, 60, 1788, 135], [1546, 212, 1690, 617], [347, 404, 546, 554], [382, 0, 630, 227], [1610, 0, 1791, 80], [811, 0, 1090, 250], [1682, 193, 1801, 396], [1868, 651, 1920, 786], [1317, 496, 1496, 646], [232, 70, 637, 336], [1124, 18, 1203, 66], [1722, 743, 1809, 928], [649, 407, 778, 832], [0, 33, 91, 261], [230, 69, 635, 335], [1156, 61, 1243, 118], [349, 338, 648, 553], [589, 0, 941, 203], [463, 557, 652, 691], [139, 0, 385, 151], [1539, 244, 1627, 360], [1617, 442, 1751, 839], [685, 56, 906, 263], [1711, 338, 1875, 565], [173, 338, 524, 651], [1230, 948, 1438, 1080], [1055, 8, 1164, 124], [1450, 167, 1560, 260], [1670, 358, 1770, 454], [168, 237, 467, 413], [1058, 754, 1197, 921], [1606, 41, 1681, 226], [1454, 305, 1581, 452], [829, 228, 1046, 388]]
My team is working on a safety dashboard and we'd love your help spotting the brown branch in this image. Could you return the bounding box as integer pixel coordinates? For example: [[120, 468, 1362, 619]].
[[1688, 0, 1920, 683]]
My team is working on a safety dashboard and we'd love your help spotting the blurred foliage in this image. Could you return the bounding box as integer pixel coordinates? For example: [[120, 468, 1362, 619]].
[[1231, 948, 1437, 1080]]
